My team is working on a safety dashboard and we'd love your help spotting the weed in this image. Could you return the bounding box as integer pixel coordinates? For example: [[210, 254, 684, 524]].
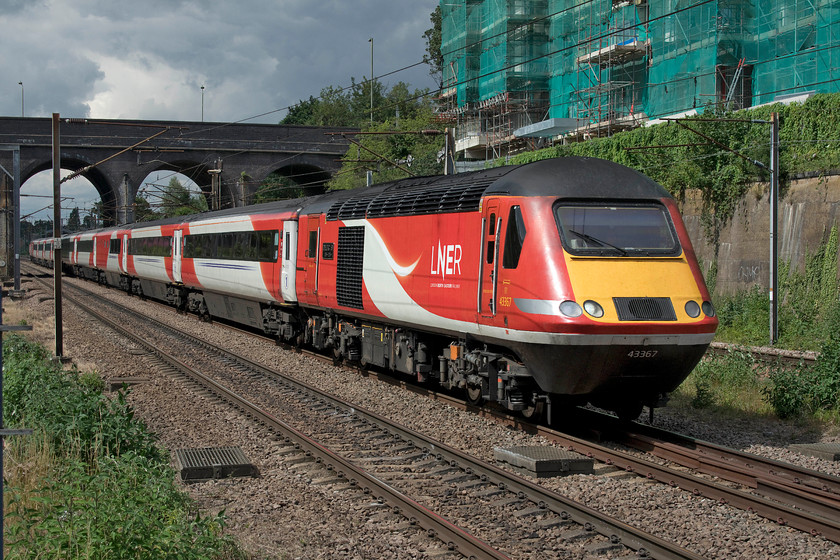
[[2, 335, 245, 559]]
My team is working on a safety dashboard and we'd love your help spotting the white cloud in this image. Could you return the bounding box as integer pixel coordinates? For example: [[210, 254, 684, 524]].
[[85, 52, 207, 121]]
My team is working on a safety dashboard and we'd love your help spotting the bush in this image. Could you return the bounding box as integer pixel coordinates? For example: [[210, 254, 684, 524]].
[[3, 335, 161, 463], [764, 326, 840, 418], [2, 335, 243, 559], [689, 349, 762, 410]]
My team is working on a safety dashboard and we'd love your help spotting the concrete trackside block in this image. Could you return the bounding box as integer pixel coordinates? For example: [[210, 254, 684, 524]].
[[788, 443, 840, 462], [494, 446, 594, 478]]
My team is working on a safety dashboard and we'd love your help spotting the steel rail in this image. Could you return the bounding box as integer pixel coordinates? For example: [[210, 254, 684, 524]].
[[28, 268, 839, 548], [193, 345, 706, 560], [358, 373, 840, 542], [530, 425, 840, 543], [616, 424, 840, 518], [48, 274, 706, 560], [63, 289, 510, 560]]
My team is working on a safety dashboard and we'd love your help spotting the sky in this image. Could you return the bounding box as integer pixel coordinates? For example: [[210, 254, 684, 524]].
[[1, 0, 441, 223]]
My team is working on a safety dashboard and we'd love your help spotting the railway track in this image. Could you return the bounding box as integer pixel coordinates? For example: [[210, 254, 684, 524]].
[[26, 269, 707, 559], [374, 377, 840, 543], [21, 266, 840, 552]]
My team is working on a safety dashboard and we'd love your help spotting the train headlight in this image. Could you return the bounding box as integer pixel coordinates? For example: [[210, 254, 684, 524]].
[[559, 300, 583, 318], [583, 300, 604, 318], [685, 301, 701, 318], [702, 301, 716, 317]]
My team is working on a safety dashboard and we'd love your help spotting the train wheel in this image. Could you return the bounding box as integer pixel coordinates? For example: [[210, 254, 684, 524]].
[[520, 400, 545, 422], [615, 402, 643, 423], [466, 385, 484, 406]]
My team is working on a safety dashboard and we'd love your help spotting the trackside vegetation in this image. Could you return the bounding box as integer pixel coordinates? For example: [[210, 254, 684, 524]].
[[2, 334, 244, 559], [677, 216, 840, 421]]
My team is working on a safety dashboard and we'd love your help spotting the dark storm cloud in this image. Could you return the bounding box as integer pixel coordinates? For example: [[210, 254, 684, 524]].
[[4, 0, 440, 221], [1, 0, 440, 123]]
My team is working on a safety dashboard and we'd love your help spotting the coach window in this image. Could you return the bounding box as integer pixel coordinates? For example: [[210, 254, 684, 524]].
[[502, 206, 526, 269]]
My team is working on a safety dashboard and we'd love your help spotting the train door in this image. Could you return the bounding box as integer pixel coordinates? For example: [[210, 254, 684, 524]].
[[121, 234, 128, 272], [479, 199, 502, 317], [92, 236, 97, 267], [281, 220, 298, 302], [301, 215, 321, 301], [173, 230, 183, 283]]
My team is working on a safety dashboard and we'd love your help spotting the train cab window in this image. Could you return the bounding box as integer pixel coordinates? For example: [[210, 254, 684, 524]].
[[502, 206, 526, 269], [554, 202, 680, 257]]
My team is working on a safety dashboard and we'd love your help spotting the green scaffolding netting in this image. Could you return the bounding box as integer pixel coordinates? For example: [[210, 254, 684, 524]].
[[441, 0, 840, 129]]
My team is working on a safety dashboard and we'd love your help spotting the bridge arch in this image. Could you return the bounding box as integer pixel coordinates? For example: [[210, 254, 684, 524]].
[[2, 117, 355, 225], [21, 156, 119, 226]]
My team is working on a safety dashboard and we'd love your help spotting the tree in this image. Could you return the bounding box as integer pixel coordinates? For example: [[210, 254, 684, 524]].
[[67, 207, 81, 232], [133, 195, 159, 223], [312, 85, 353, 126], [281, 96, 320, 125], [160, 177, 207, 218], [423, 6, 443, 85], [252, 173, 306, 203], [328, 108, 445, 191], [82, 211, 95, 230]]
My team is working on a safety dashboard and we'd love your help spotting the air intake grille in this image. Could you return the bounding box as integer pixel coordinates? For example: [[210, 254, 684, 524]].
[[326, 168, 514, 221], [336, 226, 365, 309], [613, 297, 676, 321]]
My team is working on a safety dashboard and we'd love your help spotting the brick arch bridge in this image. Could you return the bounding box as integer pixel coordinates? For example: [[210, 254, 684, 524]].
[[0, 117, 356, 225]]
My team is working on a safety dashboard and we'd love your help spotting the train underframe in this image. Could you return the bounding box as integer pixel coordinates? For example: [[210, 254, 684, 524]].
[[69, 268, 666, 423]]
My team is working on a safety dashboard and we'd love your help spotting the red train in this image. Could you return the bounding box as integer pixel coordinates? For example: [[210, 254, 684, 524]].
[[30, 157, 718, 421]]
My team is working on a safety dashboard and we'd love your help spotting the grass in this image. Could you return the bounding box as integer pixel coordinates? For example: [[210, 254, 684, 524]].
[[2, 334, 247, 559]]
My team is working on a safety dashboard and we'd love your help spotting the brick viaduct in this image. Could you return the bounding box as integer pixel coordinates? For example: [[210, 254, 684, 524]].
[[0, 117, 356, 225]]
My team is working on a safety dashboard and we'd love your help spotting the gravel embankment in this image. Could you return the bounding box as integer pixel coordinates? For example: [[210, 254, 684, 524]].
[[8, 272, 840, 559]]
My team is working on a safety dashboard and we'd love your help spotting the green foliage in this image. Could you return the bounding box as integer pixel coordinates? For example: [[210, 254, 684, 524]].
[[160, 176, 208, 217], [715, 285, 771, 345], [2, 335, 242, 559], [252, 172, 306, 203], [281, 79, 432, 130], [66, 207, 82, 232], [5, 453, 238, 559], [689, 349, 763, 410], [763, 302, 840, 418], [715, 225, 839, 350], [328, 109, 445, 190], [3, 335, 160, 463], [133, 194, 160, 222], [422, 6, 443, 82]]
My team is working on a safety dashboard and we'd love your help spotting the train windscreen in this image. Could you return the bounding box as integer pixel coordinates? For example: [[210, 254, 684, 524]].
[[554, 202, 680, 257]]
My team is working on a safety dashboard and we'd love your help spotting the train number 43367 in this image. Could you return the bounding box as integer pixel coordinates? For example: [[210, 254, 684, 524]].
[[627, 350, 658, 358]]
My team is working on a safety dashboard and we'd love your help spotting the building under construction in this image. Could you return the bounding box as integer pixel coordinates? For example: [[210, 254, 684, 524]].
[[439, 0, 840, 160]]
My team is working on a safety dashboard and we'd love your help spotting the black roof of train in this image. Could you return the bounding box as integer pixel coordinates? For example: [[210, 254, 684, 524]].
[[311, 157, 671, 221], [61, 157, 672, 236]]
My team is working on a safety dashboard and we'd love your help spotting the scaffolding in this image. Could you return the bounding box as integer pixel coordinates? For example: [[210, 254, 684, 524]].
[[441, 0, 551, 159], [440, 0, 840, 156]]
